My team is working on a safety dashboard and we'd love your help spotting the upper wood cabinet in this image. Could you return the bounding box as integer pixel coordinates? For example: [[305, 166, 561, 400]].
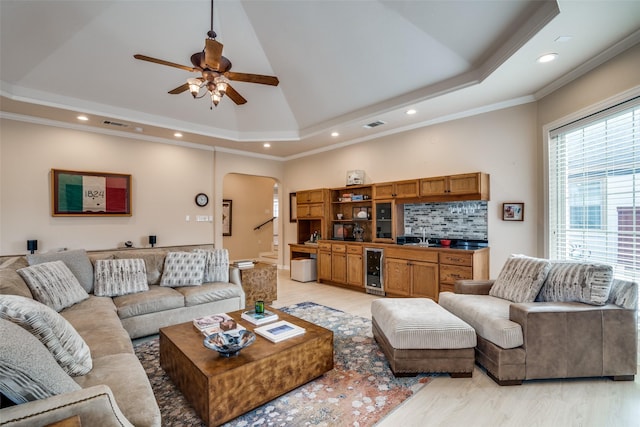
[[373, 180, 419, 199], [419, 173, 489, 200], [297, 189, 327, 204]]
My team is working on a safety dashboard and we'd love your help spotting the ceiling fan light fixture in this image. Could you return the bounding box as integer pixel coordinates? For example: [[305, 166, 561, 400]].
[[214, 75, 229, 95], [211, 90, 222, 106], [187, 78, 202, 97]]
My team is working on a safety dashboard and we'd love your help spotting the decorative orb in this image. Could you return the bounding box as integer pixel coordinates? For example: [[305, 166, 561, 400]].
[[203, 330, 256, 357]]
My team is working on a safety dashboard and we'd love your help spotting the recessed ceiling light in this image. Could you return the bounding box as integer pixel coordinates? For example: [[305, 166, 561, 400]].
[[331, 132, 339, 137], [537, 53, 558, 63], [174, 132, 182, 138], [406, 109, 417, 115], [77, 115, 89, 121], [263, 143, 271, 148]]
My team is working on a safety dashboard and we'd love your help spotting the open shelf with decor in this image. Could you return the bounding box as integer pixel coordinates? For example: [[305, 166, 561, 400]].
[[330, 185, 373, 241]]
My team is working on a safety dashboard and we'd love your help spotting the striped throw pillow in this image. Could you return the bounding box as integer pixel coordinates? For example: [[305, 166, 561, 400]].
[[194, 249, 230, 283], [489, 254, 552, 303], [537, 261, 614, 306], [0, 295, 92, 376], [160, 252, 206, 287], [0, 318, 81, 403], [94, 259, 148, 297], [17, 261, 89, 312]]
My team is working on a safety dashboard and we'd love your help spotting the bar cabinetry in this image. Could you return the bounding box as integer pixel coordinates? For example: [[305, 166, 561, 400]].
[[384, 247, 439, 300]]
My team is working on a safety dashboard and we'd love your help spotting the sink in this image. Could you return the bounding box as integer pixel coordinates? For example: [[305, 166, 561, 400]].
[[402, 242, 437, 247]]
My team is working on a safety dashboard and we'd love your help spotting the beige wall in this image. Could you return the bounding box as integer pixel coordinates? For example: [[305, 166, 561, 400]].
[[536, 43, 640, 257], [222, 173, 276, 261], [284, 103, 539, 276], [0, 119, 216, 254]]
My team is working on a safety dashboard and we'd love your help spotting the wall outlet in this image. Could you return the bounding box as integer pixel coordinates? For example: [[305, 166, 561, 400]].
[[185, 215, 190, 222]]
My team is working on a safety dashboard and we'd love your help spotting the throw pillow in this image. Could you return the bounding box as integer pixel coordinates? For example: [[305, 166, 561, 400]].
[[0, 295, 92, 376], [94, 258, 149, 297], [160, 251, 206, 287], [537, 261, 614, 306], [27, 249, 94, 293], [194, 248, 230, 282], [17, 261, 89, 312], [606, 278, 638, 310], [489, 254, 552, 303], [0, 318, 81, 404]]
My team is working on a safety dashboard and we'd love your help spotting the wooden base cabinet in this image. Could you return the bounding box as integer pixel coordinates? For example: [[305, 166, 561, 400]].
[[317, 241, 364, 289], [346, 245, 363, 287], [439, 249, 489, 293], [384, 247, 439, 300], [318, 242, 332, 282]]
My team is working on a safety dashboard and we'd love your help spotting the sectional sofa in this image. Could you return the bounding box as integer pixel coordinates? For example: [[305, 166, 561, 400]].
[[439, 254, 638, 385], [0, 245, 245, 426]]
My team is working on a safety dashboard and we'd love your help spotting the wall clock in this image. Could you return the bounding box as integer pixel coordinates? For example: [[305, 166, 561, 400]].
[[195, 193, 209, 207]]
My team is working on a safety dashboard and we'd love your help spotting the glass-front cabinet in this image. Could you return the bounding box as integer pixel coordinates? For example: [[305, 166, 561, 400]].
[[373, 200, 397, 243]]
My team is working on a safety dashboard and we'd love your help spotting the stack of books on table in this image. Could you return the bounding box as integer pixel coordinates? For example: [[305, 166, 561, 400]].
[[241, 309, 279, 325], [233, 260, 255, 269], [254, 320, 306, 343], [193, 313, 246, 337]]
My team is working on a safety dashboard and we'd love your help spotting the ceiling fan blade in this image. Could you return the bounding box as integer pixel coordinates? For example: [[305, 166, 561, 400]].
[[168, 82, 190, 94], [134, 54, 196, 72], [225, 84, 247, 105], [205, 38, 224, 70], [225, 71, 279, 86]]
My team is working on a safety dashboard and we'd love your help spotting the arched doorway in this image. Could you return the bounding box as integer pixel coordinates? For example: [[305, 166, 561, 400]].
[[222, 173, 279, 263]]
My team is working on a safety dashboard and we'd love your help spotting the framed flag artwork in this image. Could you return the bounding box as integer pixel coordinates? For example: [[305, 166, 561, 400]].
[[51, 169, 132, 216]]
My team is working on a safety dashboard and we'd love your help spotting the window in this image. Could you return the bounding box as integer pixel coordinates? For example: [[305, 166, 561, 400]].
[[548, 96, 640, 281]]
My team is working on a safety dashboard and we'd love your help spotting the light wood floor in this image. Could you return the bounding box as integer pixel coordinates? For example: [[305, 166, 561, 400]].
[[272, 270, 640, 427]]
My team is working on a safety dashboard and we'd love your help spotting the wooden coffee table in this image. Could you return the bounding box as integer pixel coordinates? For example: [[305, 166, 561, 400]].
[[159, 307, 334, 426]]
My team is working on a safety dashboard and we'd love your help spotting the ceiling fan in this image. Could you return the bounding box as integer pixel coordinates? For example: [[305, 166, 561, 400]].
[[133, 0, 279, 108]]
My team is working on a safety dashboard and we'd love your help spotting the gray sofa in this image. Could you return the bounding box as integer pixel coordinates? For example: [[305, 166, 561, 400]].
[[438, 255, 638, 385], [0, 245, 245, 426]]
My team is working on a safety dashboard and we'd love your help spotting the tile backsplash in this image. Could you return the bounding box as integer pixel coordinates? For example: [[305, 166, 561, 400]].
[[403, 201, 488, 240]]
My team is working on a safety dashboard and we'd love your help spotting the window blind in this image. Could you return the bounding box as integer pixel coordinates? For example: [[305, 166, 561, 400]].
[[548, 96, 640, 281]]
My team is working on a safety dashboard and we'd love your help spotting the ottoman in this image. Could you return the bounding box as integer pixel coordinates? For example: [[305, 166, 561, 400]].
[[371, 298, 476, 377]]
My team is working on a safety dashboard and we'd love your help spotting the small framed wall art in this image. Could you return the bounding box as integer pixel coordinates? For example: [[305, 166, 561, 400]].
[[289, 192, 297, 223], [222, 199, 233, 236], [51, 169, 131, 216], [502, 202, 524, 221]]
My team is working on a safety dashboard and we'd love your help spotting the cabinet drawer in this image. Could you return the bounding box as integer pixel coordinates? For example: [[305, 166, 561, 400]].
[[332, 244, 347, 253], [346, 245, 362, 254], [385, 247, 438, 263], [318, 242, 332, 251], [439, 252, 473, 266], [440, 264, 473, 283]]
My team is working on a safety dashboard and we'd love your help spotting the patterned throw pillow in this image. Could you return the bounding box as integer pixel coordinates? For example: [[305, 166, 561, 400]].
[[194, 249, 230, 283], [606, 279, 638, 310], [489, 254, 552, 303], [160, 252, 206, 287], [94, 259, 149, 297], [537, 261, 614, 306], [17, 261, 89, 312], [0, 295, 92, 376], [27, 249, 94, 293], [0, 318, 81, 403]]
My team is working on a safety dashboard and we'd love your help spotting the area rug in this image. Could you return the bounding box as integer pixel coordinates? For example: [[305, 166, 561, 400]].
[[134, 302, 432, 427]]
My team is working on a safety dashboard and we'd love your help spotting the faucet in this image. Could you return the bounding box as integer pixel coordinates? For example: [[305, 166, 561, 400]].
[[421, 227, 429, 245]]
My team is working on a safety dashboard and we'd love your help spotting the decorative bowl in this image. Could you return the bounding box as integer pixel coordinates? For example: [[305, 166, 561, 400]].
[[203, 330, 256, 357], [440, 239, 451, 247]]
